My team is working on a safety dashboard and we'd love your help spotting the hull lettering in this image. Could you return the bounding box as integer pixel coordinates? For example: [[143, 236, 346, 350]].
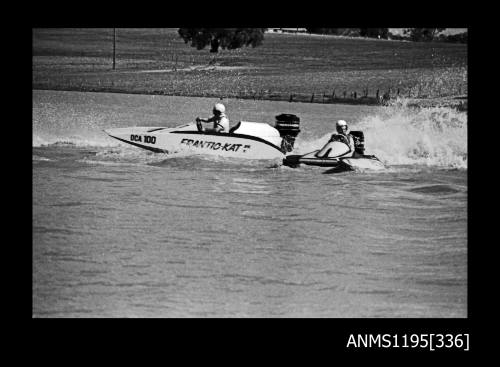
[[180, 139, 251, 153]]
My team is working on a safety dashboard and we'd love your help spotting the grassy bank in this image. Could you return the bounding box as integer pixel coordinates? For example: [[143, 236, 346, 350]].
[[33, 28, 468, 106]]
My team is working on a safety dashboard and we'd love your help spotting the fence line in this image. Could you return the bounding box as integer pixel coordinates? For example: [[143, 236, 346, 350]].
[[227, 89, 394, 105], [224, 84, 468, 105]]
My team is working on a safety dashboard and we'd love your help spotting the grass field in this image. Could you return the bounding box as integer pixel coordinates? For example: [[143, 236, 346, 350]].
[[32, 28, 468, 104]]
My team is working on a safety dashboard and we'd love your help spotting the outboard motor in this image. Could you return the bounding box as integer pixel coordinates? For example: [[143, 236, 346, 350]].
[[350, 131, 365, 155], [275, 114, 300, 153]]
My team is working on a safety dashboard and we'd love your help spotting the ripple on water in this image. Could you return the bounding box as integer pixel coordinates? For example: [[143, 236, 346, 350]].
[[408, 184, 461, 195]]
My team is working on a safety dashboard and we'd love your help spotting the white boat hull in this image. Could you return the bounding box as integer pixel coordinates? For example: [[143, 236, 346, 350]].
[[104, 123, 286, 160]]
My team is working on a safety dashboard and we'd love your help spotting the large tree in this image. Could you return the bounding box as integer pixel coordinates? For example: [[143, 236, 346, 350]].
[[359, 28, 389, 39], [404, 28, 446, 42], [305, 28, 339, 35], [178, 28, 267, 53]]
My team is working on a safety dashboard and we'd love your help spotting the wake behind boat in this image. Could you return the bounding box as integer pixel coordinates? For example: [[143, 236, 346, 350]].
[[104, 114, 301, 160]]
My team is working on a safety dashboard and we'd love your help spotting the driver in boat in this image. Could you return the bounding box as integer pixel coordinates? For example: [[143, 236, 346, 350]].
[[196, 103, 230, 133], [316, 120, 356, 158]]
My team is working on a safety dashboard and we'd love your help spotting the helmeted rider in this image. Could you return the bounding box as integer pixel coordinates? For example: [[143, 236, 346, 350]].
[[316, 120, 356, 158], [196, 103, 230, 133]]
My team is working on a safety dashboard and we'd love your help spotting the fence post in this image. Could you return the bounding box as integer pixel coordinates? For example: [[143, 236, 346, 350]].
[[112, 28, 116, 70], [311, 93, 314, 103], [376, 89, 379, 100]]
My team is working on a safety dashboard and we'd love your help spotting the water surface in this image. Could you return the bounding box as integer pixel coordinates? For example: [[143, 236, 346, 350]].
[[33, 90, 467, 317]]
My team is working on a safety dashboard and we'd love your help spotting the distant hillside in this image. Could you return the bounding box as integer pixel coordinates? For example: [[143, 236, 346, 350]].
[[389, 28, 467, 36], [271, 28, 467, 42]]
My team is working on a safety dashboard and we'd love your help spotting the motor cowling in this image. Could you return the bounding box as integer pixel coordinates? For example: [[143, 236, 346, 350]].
[[275, 114, 300, 153], [350, 131, 365, 155]]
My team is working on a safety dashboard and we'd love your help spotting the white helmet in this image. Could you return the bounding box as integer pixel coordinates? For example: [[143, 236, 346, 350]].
[[213, 103, 226, 114], [336, 120, 348, 128], [336, 119, 348, 133]]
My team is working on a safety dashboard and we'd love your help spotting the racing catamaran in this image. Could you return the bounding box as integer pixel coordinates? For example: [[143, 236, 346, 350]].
[[282, 130, 385, 171]]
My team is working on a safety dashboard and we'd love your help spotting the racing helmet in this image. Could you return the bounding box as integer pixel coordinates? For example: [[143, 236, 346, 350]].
[[336, 119, 348, 133], [213, 103, 226, 114]]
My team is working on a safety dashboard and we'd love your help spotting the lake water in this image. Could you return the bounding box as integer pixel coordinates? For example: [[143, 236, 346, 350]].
[[32, 90, 467, 317]]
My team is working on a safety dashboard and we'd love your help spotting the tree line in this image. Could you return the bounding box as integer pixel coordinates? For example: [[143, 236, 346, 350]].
[[177, 28, 467, 54], [306, 28, 467, 43]]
